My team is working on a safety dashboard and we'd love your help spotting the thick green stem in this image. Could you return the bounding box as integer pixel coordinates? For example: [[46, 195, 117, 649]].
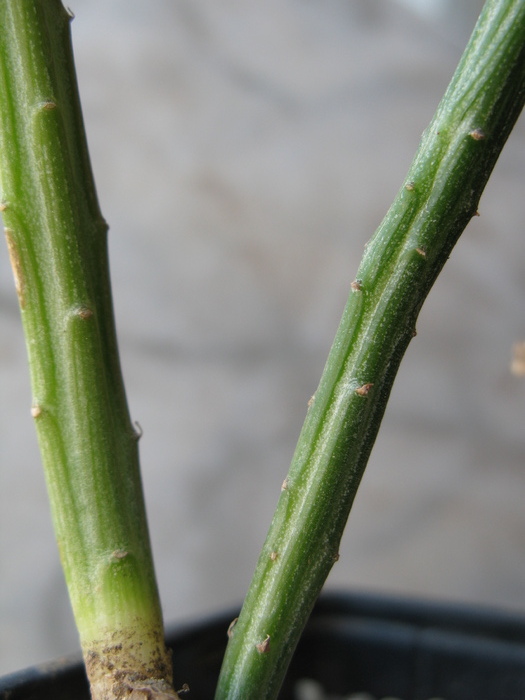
[[216, 1, 525, 698], [0, 2, 177, 698]]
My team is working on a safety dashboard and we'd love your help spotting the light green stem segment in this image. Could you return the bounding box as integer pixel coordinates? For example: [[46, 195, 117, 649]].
[[216, 1, 525, 698], [0, 2, 177, 697]]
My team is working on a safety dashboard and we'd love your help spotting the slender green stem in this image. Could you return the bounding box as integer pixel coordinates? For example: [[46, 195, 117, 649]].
[[216, 1, 525, 698], [0, 2, 177, 697]]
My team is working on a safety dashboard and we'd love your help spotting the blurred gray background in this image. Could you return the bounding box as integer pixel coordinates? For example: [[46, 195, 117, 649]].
[[1, 0, 524, 676]]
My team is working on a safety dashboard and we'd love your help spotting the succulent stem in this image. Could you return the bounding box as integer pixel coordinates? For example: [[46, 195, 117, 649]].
[[215, 1, 525, 698], [0, 2, 177, 697]]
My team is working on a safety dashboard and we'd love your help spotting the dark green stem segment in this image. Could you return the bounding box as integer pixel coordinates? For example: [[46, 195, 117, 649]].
[[216, 1, 525, 698], [0, 2, 177, 697]]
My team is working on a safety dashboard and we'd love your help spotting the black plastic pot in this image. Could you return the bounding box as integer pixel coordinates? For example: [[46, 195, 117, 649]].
[[2, 591, 525, 699]]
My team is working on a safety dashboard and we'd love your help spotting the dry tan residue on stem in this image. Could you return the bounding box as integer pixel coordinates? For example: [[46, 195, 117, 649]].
[[255, 634, 271, 654], [355, 383, 374, 397], [110, 549, 128, 561], [4, 228, 25, 308], [469, 127, 486, 141], [85, 627, 180, 700], [227, 617, 238, 638], [31, 404, 43, 418], [75, 305, 94, 320]]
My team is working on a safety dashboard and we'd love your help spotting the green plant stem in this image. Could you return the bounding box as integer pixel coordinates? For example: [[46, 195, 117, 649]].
[[216, 1, 525, 698], [0, 2, 178, 698]]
